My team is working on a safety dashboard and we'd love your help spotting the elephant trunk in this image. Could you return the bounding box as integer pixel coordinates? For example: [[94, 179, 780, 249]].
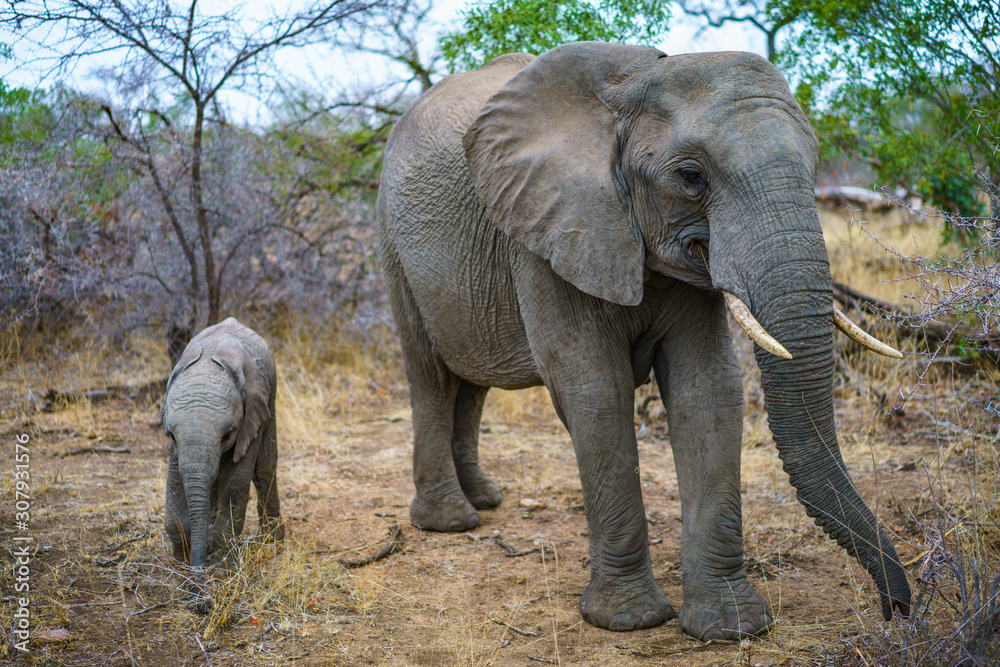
[[712, 175, 911, 620], [182, 472, 214, 570], [752, 284, 910, 620], [179, 453, 217, 612]]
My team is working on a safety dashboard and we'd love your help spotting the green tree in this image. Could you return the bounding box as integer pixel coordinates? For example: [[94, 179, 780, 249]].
[[779, 0, 999, 226], [440, 0, 671, 70]]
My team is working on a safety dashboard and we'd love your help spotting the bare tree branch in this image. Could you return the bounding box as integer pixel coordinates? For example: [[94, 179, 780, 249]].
[[677, 0, 798, 62]]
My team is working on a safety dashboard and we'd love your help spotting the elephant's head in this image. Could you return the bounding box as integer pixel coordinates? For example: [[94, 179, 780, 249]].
[[161, 335, 270, 569], [464, 41, 910, 620]]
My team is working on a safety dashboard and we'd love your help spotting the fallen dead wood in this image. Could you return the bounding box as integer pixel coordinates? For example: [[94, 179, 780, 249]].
[[39, 378, 168, 412], [338, 523, 403, 569], [103, 533, 153, 553], [61, 444, 131, 457], [487, 615, 539, 637], [832, 280, 999, 365], [627, 638, 735, 658], [492, 537, 517, 554], [504, 547, 541, 558], [815, 185, 911, 210], [94, 553, 127, 568]]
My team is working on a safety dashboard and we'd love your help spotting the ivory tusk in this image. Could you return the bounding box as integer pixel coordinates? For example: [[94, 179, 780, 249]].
[[722, 292, 793, 360], [832, 306, 904, 359]]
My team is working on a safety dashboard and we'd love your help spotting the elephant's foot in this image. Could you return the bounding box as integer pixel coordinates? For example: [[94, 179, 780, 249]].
[[204, 544, 240, 574], [410, 490, 479, 532], [170, 543, 190, 563], [457, 466, 503, 509], [261, 517, 285, 542], [579, 576, 676, 631], [680, 579, 772, 640], [187, 573, 213, 615]]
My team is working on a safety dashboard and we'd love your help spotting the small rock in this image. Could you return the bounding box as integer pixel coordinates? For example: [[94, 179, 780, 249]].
[[33, 628, 71, 644], [519, 498, 547, 511]]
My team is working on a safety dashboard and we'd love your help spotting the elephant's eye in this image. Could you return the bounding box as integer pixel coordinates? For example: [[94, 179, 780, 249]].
[[222, 428, 235, 446], [680, 168, 706, 187]]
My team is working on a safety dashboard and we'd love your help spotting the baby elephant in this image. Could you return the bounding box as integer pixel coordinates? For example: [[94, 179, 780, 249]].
[[161, 317, 284, 574]]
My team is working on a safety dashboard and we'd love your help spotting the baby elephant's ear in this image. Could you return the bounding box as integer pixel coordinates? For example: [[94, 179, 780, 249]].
[[211, 337, 270, 464], [162, 341, 203, 425]]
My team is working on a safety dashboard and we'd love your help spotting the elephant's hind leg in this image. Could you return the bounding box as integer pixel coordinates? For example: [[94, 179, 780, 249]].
[[407, 354, 480, 531], [384, 239, 479, 532], [453, 380, 502, 510]]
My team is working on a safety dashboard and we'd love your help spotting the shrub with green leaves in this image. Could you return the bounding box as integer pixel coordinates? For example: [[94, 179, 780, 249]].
[[440, 0, 671, 70], [779, 0, 999, 224]]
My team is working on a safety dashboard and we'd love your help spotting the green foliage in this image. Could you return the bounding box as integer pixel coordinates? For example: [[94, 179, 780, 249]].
[[264, 100, 393, 202], [0, 82, 55, 156], [440, 0, 671, 70], [780, 0, 999, 223]]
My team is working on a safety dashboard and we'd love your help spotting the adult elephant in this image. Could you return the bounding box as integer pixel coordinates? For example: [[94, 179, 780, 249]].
[[377, 42, 910, 639]]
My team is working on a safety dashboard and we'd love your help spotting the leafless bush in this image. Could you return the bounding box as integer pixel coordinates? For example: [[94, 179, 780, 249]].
[[839, 169, 1000, 413], [826, 464, 1000, 666], [892, 172, 999, 346], [1, 0, 405, 360], [829, 147, 1000, 666], [0, 89, 139, 337]]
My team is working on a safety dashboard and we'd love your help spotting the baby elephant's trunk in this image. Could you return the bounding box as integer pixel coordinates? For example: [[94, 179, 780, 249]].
[[180, 461, 217, 613]]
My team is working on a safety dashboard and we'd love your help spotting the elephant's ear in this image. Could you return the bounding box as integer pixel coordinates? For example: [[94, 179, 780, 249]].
[[463, 41, 665, 306], [161, 341, 203, 426], [211, 336, 270, 464]]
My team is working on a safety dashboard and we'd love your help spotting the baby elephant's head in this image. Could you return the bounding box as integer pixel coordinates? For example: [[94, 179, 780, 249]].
[[161, 337, 258, 471]]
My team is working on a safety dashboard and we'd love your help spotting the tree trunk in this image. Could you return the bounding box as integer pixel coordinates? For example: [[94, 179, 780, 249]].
[[191, 101, 220, 326]]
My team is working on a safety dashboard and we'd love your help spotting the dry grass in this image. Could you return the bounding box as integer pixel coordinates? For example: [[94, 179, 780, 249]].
[[1, 206, 999, 665]]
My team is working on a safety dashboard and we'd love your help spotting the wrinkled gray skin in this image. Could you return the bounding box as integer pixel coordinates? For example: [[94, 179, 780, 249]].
[[377, 42, 910, 639], [161, 317, 284, 591]]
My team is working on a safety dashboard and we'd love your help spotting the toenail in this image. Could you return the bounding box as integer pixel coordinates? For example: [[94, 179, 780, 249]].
[[610, 613, 633, 631]]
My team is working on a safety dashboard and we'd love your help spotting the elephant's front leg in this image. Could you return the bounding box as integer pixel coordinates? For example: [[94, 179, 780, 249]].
[[253, 415, 284, 542], [516, 268, 673, 630], [655, 290, 771, 640], [165, 446, 191, 562], [207, 455, 254, 571], [545, 354, 675, 631]]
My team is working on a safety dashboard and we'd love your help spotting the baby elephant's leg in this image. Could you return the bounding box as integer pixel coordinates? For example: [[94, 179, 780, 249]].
[[253, 418, 284, 542], [209, 455, 253, 571], [164, 447, 191, 562]]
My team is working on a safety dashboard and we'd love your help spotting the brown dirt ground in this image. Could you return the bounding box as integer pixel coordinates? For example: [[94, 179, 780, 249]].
[[1, 343, 984, 667]]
